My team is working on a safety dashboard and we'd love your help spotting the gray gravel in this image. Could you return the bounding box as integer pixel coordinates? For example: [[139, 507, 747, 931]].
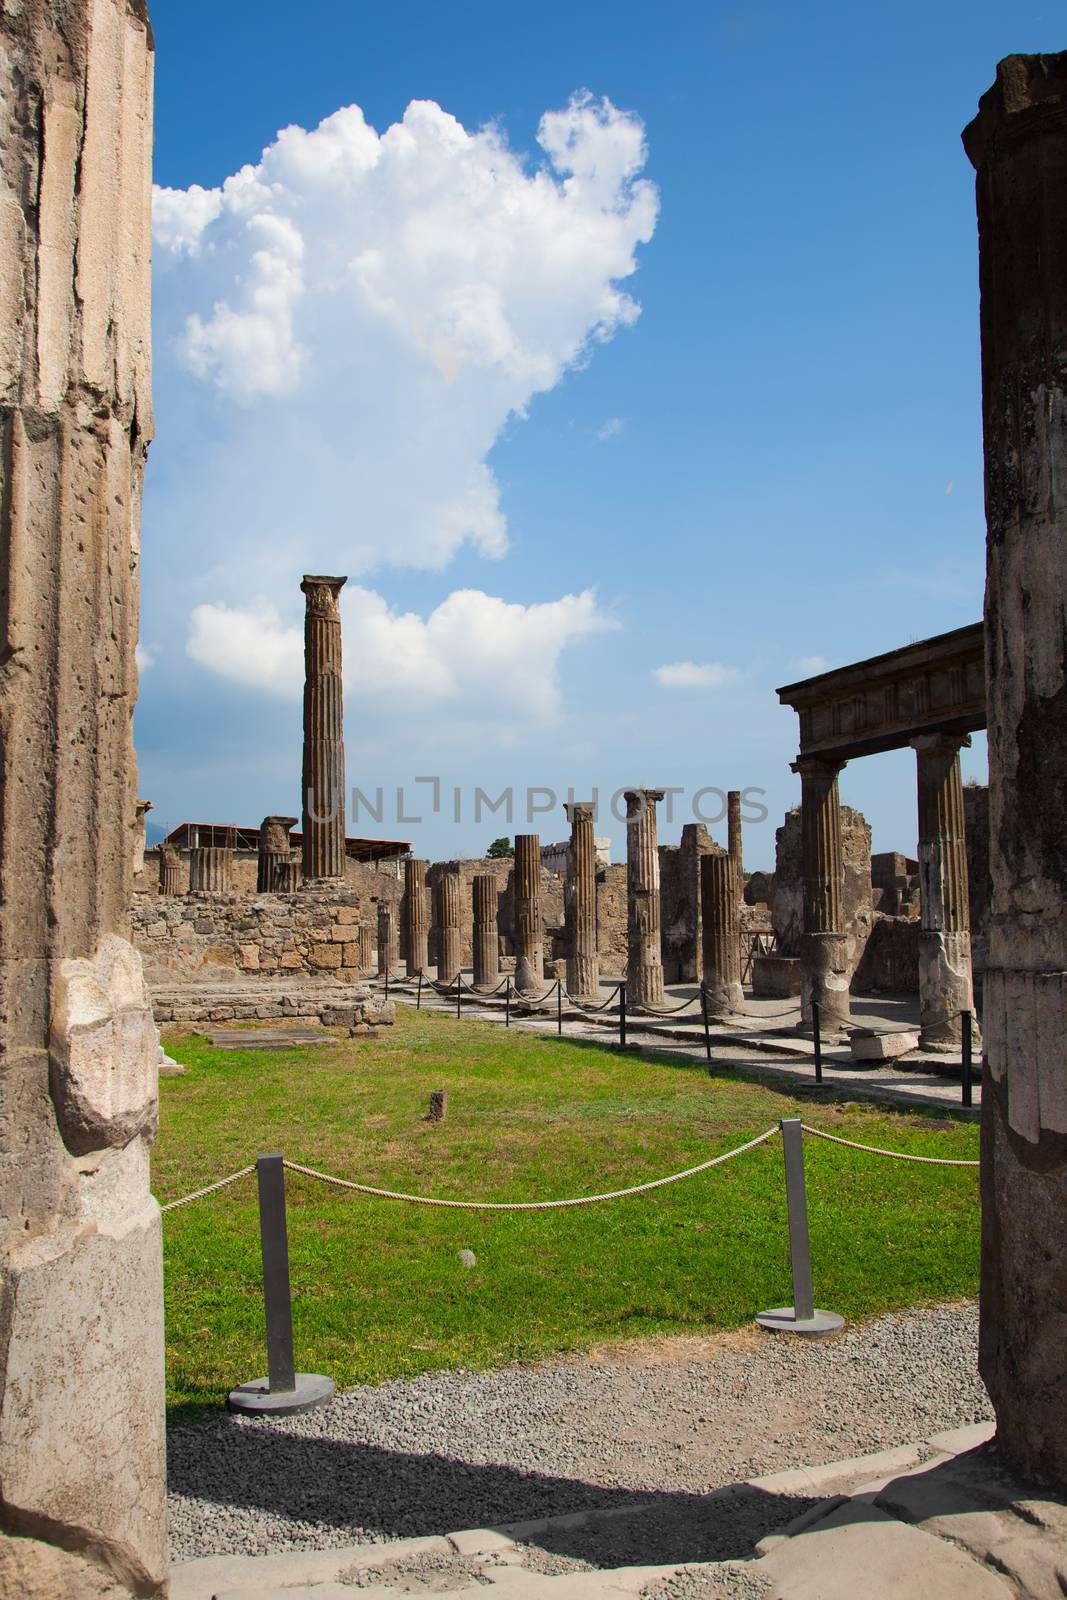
[[168, 1302, 990, 1569]]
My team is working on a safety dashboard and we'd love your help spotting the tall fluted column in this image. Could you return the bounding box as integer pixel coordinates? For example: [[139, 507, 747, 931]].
[[513, 835, 544, 994], [436, 871, 463, 982], [727, 790, 743, 889], [701, 853, 743, 1015], [794, 757, 850, 1030], [258, 815, 298, 893], [912, 735, 977, 1050], [189, 846, 232, 894], [565, 803, 600, 1000], [159, 845, 182, 896], [626, 790, 666, 1009], [358, 924, 375, 973], [301, 575, 347, 882], [472, 875, 500, 990], [0, 3, 167, 1590], [404, 859, 428, 976], [378, 903, 399, 976], [965, 52, 1067, 1488]]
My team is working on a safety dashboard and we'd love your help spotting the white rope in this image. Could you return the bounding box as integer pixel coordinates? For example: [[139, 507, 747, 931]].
[[282, 1126, 781, 1210], [800, 1125, 979, 1167], [159, 1164, 257, 1213]]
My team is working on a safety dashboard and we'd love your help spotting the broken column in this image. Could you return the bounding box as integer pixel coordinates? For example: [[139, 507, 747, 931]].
[[472, 874, 500, 990], [727, 790, 743, 887], [0, 1, 167, 1592], [300, 574, 347, 882], [564, 802, 600, 1000], [134, 799, 154, 876], [377, 903, 399, 977], [188, 846, 231, 893], [258, 815, 298, 893], [159, 844, 182, 896], [794, 758, 850, 1030], [404, 859, 428, 976], [964, 52, 1067, 1489], [701, 853, 744, 1015], [435, 870, 463, 982], [513, 835, 544, 993], [358, 923, 375, 973], [626, 789, 666, 1009], [912, 734, 978, 1050]]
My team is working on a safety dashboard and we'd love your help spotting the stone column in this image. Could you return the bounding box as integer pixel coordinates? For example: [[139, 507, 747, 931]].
[[965, 53, 1067, 1490], [436, 870, 463, 982], [794, 757, 850, 1030], [377, 903, 399, 976], [189, 846, 232, 893], [701, 853, 744, 1015], [912, 735, 978, 1050], [258, 815, 298, 893], [472, 874, 500, 989], [727, 790, 743, 887], [358, 923, 375, 973], [159, 845, 183, 897], [300, 574, 347, 882], [513, 835, 544, 993], [404, 859, 428, 976], [626, 790, 666, 1009], [134, 799, 154, 876], [0, 3, 167, 1592], [564, 802, 600, 1000]]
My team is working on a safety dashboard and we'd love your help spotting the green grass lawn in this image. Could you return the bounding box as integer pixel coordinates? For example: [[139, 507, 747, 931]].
[[154, 1005, 979, 1418]]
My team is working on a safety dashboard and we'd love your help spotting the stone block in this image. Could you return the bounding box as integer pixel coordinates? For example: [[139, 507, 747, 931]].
[[309, 944, 342, 969], [849, 1028, 920, 1061], [753, 955, 802, 996], [321, 1007, 356, 1027], [332, 905, 360, 924], [237, 945, 260, 970], [342, 943, 363, 967], [193, 916, 216, 934]]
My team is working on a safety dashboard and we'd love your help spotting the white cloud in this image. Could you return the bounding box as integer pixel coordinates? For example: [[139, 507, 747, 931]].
[[187, 585, 616, 723], [135, 642, 156, 672], [596, 416, 623, 441], [654, 660, 743, 689], [794, 654, 831, 675]]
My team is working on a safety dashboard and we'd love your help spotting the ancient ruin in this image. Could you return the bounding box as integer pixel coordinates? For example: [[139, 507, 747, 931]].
[[258, 814, 298, 893], [914, 734, 977, 1049], [625, 790, 666, 1009], [159, 842, 182, 895], [701, 853, 744, 1015], [301, 574, 348, 882], [377, 902, 399, 976], [513, 834, 544, 993], [435, 869, 463, 983], [0, 1, 167, 1593], [472, 873, 500, 990], [564, 802, 600, 1000], [189, 843, 232, 893], [404, 858, 429, 976]]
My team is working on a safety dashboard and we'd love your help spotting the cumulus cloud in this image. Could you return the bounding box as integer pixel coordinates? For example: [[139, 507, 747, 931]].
[[654, 661, 743, 689], [135, 642, 156, 672], [187, 585, 616, 723]]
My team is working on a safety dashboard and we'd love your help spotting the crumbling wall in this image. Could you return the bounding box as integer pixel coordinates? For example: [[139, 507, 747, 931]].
[[772, 804, 873, 978]]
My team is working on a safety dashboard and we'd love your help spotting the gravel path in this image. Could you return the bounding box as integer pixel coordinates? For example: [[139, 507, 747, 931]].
[[168, 1302, 990, 1569]]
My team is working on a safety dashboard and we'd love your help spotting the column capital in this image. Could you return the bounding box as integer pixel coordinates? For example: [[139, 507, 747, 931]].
[[791, 755, 847, 781], [910, 731, 971, 758], [565, 801, 596, 822], [624, 788, 665, 814], [300, 574, 347, 616]]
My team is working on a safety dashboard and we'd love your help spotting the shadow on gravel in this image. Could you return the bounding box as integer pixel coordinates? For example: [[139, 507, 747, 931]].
[[167, 1423, 815, 1565]]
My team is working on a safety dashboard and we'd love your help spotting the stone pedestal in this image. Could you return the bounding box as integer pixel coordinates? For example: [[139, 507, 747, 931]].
[[0, 3, 167, 1590], [189, 846, 232, 894], [794, 757, 850, 1030], [404, 859, 428, 977], [513, 835, 544, 993], [965, 51, 1067, 1490], [912, 736, 978, 1050], [436, 871, 463, 983], [300, 575, 347, 882], [377, 903, 399, 976], [565, 803, 600, 1000], [700, 853, 744, 1015], [472, 875, 500, 990], [159, 845, 182, 896], [626, 790, 666, 1010], [258, 815, 298, 894]]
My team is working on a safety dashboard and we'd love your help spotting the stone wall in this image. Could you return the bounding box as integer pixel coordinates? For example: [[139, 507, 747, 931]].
[[140, 846, 406, 900], [771, 804, 874, 977], [852, 915, 921, 994]]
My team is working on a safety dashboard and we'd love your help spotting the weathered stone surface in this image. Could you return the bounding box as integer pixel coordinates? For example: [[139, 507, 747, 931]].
[[258, 815, 298, 894], [159, 843, 182, 896], [300, 576, 347, 881], [404, 859, 429, 977], [660, 823, 721, 983], [434, 869, 463, 982], [513, 835, 544, 994], [189, 846, 232, 893], [772, 803, 873, 977], [752, 954, 802, 997], [700, 853, 743, 1015], [564, 803, 599, 1000], [472, 874, 500, 990], [965, 50, 1067, 1490], [793, 759, 851, 1030], [377, 902, 399, 976], [849, 1028, 920, 1062], [625, 790, 666, 1009], [913, 734, 978, 1050]]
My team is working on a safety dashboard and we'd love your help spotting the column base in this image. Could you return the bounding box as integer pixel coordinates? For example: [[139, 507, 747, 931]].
[[701, 980, 744, 1017], [515, 955, 543, 995], [798, 931, 851, 1032], [918, 930, 979, 1052]]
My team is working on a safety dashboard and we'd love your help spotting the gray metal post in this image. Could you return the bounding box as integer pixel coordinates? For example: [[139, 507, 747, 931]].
[[756, 1119, 843, 1339], [962, 1009, 973, 1107]]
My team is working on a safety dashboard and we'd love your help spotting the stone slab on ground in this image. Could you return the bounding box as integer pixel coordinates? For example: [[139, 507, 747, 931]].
[[849, 1028, 920, 1062], [205, 1027, 334, 1049]]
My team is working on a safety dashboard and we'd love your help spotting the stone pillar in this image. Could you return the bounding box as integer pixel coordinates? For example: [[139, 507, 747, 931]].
[[436, 870, 463, 982], [472, 874, 500, 989], [159, 845, 182, 897], [189, 846, 232, 894], [701, 853, 744, 1015], [300, 574, 347, 882], [258, 815, 298, 893], [912, 735, 978, 1050], [377, 903, 399, 976], [358, 923, 375, 973], [727, 790, 743, 887], [0, 2, 167, 1592], [565, 802, 600, 1000], [513, 835, 544, 993], [794, 757, 850, 1030], [626, 790, 666, 1009], [404, 859, 428, 976], [134, 799, 154, 876], [964, 52, 1067, 1490]]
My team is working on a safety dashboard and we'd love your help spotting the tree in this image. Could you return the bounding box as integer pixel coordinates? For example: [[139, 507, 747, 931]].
[[486, 836, 514, 859]]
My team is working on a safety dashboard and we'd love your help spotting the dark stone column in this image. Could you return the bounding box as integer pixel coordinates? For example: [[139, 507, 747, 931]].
[[258, 815, 298, 893], [513, 835, 544, 993], [159, 845, 182, 896], [626, 789, 665, 1009], [472, 875, 500, 990], [564, 803, 600, 1000], [404, 859, 428, 976], [701, 853, 743, 1015], [965, 52, 1067, 1490], [912, 735, 978, 1050], [300, 575, 347, 882], [436, 870, 463, 982], [794, 757, 850, 1030], [727, 790, 743, 887], [189, 846, 232, 893], [377, 903, 399, 976]]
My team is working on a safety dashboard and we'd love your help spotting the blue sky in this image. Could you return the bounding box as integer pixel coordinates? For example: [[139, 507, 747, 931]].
[[137, 0, 1051, 868]]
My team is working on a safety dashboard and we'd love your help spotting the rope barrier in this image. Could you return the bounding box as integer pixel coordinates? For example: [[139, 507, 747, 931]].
[[799, 1124, 979, 1167], [634, 993, 705, 1017], [159, 1165, 256, 1213], [281, 1126, 781, 1210], [562, 984, 622, 1014]]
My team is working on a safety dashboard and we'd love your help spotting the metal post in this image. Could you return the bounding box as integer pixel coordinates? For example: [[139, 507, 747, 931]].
[[505, 976, 511, 1028], [619, 982, 627, 1049], [756, 1120, 843, 1339], [384, 967, 390, 1000], [456, 973, 462, 1020], [701, 989, 711, 1063], [557, 979, 563, 1036], [812, 998, 823, 1085], [416, 971, 423, 1011], [227, 1154, 335, 1414], [962, 1009, 973, 1107]]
